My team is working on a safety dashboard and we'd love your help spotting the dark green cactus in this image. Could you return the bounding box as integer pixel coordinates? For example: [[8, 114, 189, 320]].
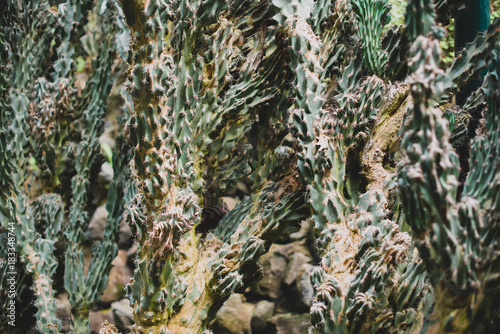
[[2, 0, 500, 333]]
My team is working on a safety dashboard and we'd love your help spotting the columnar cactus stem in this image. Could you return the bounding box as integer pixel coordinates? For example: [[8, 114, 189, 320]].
[[1, 0, 126, 332], [398, 0, 500, 332], [0, 194, 63, 333], [119, 0, 311, 331], [283, 1, 432, 332], [351, 0, 391, 76]]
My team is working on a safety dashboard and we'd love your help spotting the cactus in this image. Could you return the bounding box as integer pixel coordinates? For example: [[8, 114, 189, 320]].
[[0, 0, 128, 333], [2, 0, 500, 333], [398, 0, 500, 331]]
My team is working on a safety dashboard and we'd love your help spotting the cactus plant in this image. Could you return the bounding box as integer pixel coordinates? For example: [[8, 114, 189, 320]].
[[2, 0, 500, 333], [1, 0, 128, 333]]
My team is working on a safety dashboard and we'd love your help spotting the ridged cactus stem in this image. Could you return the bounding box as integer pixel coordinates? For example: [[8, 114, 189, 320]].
[[71, 308, 90, 334], [398, 0, 500, 331], [455, 0, 491, 105], [118, 1, 315, 332], [0, 192, 64, 333], [1, 1, 126, 332]]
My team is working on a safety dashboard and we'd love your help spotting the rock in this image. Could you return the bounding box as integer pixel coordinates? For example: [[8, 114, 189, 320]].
[[111, 299, 134, 333], [251, 241, 314, 301], [269, 313, 310, 334], [118, 218, 133, 249], [99, 119, 117, 151], [221, 196, 241, 211], [90, 309, 114, 334], [253, 245, 288, 300], [251, 300, 275, 333], [101, 250, 133, 303], [280, 241, 313, 262], [295, 263, 315, 311], [284, 252, 311, 286], [55, 292, 72, 333], [236, 181, 250, 195], [93, 163, 113, 206], [289, 218, 314, 241], [89, 204, 108, 241], [100, 162, 114, 184], [126, 242, 138, 269], [212, 294, 254, 334]]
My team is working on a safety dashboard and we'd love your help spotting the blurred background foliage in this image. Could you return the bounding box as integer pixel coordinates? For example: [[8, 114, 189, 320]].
[[389, 0, 500, 66]]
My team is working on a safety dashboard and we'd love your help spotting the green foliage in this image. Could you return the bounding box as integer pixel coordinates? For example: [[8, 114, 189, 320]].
[[388, 0, 405, 26], [494, 0, 500, 19], [440, 19, 455, 67]]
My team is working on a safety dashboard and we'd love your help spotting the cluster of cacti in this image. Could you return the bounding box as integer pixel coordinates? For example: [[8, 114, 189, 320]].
[[114, 0, 500, 333], [2, 0, 500, 333], [0, 0, 128, 333]]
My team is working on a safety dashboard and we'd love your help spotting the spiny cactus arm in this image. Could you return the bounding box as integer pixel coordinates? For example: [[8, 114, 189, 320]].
[[0, 193, 63, 334], [309, 0, 334, 35], [85, 132, 130, 307], [121, 1, 221, 327], [159, 175, 308, 334], [380, 24, 410, 81], [320, 0, 358, 78], [63, 4, 120, 332], [204, 17, 294, 196], [52, 0, 92, 79], [167, 17, 310, 334], [285, 4, 387, 245], [462, 56, 500, 203], [6, 0, 59, 185], [277, 3, 432, 333], [2, 1, 121, 332], [398, 0, 500, 331], [64, 141, 101, 331], [123, 136, 306, 333], [443, 20, 500, 101], [398, 0, 461, 294], [0, 3, 69, 332], [454, 49, 500, 330], [0, 2, 13, 191], [284, 11, 335, 239], [308, 189, 429, 334], [29, 195, 65, 333], [119, 2, 314, 332], [351, 0, 391, 76], [404, 0, 438, 42], [434, 0, 467, 24], [26, 0, 94, 190]]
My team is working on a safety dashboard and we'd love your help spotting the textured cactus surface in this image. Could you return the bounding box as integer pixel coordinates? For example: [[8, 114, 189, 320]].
[[0, 0, 128, 333], [1, 0, 500, 333]]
